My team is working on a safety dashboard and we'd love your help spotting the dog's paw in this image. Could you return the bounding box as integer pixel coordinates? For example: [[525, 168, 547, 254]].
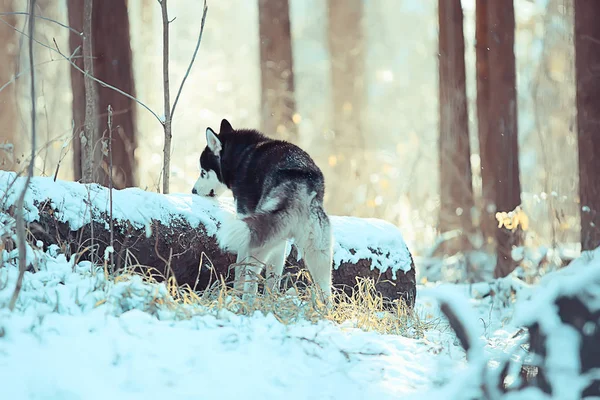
[[217, 218, 250, 253]]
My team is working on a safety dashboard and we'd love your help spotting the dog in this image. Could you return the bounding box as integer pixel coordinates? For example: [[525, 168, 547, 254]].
[[192, 119, 333, 301]]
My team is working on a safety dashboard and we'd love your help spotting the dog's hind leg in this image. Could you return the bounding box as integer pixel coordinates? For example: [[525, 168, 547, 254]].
[[301, 207, 333, 302], [264, 240, 287, 294]]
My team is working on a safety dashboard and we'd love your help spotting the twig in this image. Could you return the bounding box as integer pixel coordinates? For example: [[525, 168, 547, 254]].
[[0, 52, 81, 95], [0, 17, 162, 123], [0, 11, 81, 34], [159, 0, 172, 194], [170, 0, 208, 119], [9, 0, 37, 312], [54, 121, 75, 181], [107, 105, 115, 273]]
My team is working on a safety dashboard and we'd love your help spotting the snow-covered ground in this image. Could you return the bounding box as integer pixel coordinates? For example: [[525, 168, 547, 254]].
[[0, 237, 558, 400], [0, 246, 489, 400], [1, 172, 597, 399]]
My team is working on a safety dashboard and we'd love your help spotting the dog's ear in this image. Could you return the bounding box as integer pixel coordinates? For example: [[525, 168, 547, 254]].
[[206, 127, 222, 154], [220, 119, 233, 134]]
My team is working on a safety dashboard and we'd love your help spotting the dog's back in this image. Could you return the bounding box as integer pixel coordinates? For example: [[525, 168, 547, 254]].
[[219, 129, 325, 216]]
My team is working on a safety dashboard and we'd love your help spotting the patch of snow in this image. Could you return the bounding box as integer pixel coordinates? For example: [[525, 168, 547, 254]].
[[330, 216, 413, 276], [0, 171, 234, 236]]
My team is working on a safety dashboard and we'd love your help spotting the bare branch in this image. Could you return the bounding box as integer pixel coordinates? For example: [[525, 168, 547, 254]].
[[9, 0, 37, 312], [0, 16, 162, 123], [0, 11, 82, 35], [160, 0, 172, 194], [0, 53, 81, 95], [171, 0, 208, 119]]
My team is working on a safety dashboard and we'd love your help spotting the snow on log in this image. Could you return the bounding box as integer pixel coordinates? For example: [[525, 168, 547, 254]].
[[0, 172, 416, 307]]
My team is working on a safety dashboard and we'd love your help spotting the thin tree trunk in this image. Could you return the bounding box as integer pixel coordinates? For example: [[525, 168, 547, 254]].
[[67, 0, 85, 181], [327, 0, 365, 146], [82, 0, 98, 184], [258, 0, 297, 141], [574, 0, 600, 251], [68, 0, 137, 188], [0, 0, 17, 171], [487, 2, 521, 278], [437, 0, 474, 254], [475, 0, 496, 250], [160, 0, 171, 194]]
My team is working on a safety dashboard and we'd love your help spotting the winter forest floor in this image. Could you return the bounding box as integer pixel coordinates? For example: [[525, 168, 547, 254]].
[[1, 174, 599, 399]]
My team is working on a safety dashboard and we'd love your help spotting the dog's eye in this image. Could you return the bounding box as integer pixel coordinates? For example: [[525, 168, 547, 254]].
[[201, 170, 206, 178]]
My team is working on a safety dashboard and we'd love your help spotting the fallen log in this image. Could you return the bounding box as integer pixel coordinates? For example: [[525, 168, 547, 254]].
[[0, 172, 416, 307]]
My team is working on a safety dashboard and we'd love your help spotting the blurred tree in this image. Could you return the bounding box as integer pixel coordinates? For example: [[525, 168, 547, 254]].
[[0, 0, 17, 171], [327, 0, 364, 147], [485, 1, 522, 278], [327, 0, 365, 215], [574, 0, 600, 251], [475, 0, 496, 250], [437, 0, 474, 254], [68, 0, 137, 188], [258, 0, 297, 141]]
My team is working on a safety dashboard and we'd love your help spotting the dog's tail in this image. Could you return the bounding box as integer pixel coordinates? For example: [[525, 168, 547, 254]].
[[217, 217, 251, 253]]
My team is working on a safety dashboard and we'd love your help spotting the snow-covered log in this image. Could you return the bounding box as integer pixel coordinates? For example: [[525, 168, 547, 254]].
[[0, 172, 416, 307]]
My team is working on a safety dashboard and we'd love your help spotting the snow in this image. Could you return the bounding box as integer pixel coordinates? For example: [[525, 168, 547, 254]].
[[330, 216, 413, 275], [0, 171, 413, 275], [2, 207, 594, 398], [0, 171, 232, 236], [0, 244, 451, 400], [1, 173, 596, 399]]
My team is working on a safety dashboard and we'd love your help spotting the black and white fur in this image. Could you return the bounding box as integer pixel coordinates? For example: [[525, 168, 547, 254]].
[[193, 119, 333, 300]]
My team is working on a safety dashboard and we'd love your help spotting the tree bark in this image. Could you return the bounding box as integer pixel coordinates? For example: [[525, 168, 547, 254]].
[[258, 0, 297, 141], [68, 0, 137, 188], [475, 0, 496, 250], [487, 2, 521, 278], [574, 0, 600, 251], [0, 1, 18, 171], [437, 0, 474, 254]]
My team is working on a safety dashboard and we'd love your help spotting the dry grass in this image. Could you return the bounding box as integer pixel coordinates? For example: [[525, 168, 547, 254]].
[[106, 257, 433, 338]]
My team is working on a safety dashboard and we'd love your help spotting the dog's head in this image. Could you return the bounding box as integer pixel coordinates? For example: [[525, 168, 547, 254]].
[[192, 119, 232, 197]]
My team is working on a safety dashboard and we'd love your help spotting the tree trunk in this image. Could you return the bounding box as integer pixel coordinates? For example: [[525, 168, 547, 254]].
[[437, 0, 474, 254], [258, 0, 297, 141], [0, 1, 18, 171], [475, 0, 496, 250], [574, 0, 600, 251], [327, 0, 365, 146], [487, 2, 521, 278], [82, 0, 99, 183], [327, 0, 365, 215], [68, 0, 137, 188]]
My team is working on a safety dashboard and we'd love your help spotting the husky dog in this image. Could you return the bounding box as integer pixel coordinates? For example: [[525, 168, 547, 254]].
[[192, 119, 333, 300]]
